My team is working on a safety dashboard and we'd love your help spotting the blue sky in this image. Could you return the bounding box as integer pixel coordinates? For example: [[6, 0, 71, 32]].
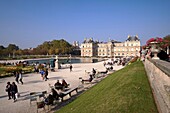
[[0, 0, 170, 49]]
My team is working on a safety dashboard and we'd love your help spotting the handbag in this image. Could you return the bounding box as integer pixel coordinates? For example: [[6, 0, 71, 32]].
[[37, 101, 45, 108], [15, 93, 20, 99], [5, 88, 8, 92]]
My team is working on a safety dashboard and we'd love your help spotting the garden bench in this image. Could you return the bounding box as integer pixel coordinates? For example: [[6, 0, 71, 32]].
[[60, 86, 78, 101]]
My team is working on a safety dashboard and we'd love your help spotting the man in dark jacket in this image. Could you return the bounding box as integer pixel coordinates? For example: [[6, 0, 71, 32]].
[[6, 82, 12, 100], [11, 82, 18, 102]]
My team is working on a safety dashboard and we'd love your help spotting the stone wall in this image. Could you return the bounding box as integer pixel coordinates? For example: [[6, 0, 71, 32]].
[[144, 59, 170, 113]]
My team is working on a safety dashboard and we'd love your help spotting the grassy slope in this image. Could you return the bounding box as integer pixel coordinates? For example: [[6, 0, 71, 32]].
[[56, 61, 158, 113]]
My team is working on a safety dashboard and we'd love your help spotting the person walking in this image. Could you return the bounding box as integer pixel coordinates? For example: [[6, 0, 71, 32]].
[[69, 64, 73, 72], [19, 71, 23, 84], [40, 69, 45, 80], [6, 82, 12, 100], [11, 82, 18, 102], [15, 71, 19, 84], [44, 69, 49, 81]]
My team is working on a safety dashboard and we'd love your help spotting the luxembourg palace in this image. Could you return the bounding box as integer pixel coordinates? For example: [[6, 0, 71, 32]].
[[80, 35, 141, 58]]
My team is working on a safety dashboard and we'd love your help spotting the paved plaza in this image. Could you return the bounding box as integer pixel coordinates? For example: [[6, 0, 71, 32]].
[[0, 60, 123, 113]]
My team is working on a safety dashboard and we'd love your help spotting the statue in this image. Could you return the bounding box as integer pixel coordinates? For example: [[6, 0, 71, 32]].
[[55, 55, 60, 69]]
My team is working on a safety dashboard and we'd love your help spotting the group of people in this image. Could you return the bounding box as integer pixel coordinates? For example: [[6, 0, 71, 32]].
[[44, 79, 70, 105], [54, 79, 69, 90], [81, 68, 97, 83], [6, 82, 18, 102], [14, 71, 23, 84], [43, 88, 60, 105]]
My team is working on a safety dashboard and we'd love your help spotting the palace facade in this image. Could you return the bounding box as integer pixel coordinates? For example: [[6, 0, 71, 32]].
[[80, 35, 141, 58]]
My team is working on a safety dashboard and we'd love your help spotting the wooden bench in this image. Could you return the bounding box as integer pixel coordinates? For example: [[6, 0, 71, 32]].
[[60, 86, 78, 101]]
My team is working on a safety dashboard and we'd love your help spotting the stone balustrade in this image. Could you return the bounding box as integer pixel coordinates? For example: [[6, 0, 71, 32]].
[[144, 59, 170, 113]]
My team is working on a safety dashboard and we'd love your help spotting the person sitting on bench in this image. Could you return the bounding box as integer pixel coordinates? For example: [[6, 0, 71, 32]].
[[44, 94, 54, 105], [61, 79, 69, 89], [92, 68, 96, 78], [51, 88, 60, 100], [54, 80, 63, 90], [81, 75, 93, 84]]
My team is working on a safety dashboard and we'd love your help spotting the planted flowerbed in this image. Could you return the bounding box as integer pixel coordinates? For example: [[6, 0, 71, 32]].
[[0, 65, 34, 78]]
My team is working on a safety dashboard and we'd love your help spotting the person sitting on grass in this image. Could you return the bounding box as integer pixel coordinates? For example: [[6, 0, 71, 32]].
[[81, 75, 93, 84]]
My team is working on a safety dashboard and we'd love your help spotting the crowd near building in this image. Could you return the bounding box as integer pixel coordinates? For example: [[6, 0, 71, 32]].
[[80, 35, 141, 58]]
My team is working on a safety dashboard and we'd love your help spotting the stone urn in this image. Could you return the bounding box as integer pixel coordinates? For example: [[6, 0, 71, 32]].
[[150, 42, 160, 59]]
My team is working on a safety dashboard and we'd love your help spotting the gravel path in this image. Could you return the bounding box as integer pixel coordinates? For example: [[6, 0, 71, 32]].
[[0, 60, 124, 113]]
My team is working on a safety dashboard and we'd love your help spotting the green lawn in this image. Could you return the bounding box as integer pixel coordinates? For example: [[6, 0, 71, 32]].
[[56, 61, 158, 113]]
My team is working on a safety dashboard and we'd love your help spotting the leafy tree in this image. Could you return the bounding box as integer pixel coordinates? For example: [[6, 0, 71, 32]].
[[6, 44, 19, 51], [0, 39, 80, 57], [0, 45, 5, 50], [163, 35, 170, 46], [163, 35, 170, 54]]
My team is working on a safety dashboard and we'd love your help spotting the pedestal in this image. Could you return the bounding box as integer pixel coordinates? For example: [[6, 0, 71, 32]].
[[152, 52, 160, 59]]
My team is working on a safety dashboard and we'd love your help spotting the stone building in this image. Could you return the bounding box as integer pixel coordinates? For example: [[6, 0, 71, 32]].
[[80, 38, 97, 57], [97, 41, 114, 57], [81, 35, 141, 58], [72, 41, 79, 47], [114, 35, 141, 58]]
